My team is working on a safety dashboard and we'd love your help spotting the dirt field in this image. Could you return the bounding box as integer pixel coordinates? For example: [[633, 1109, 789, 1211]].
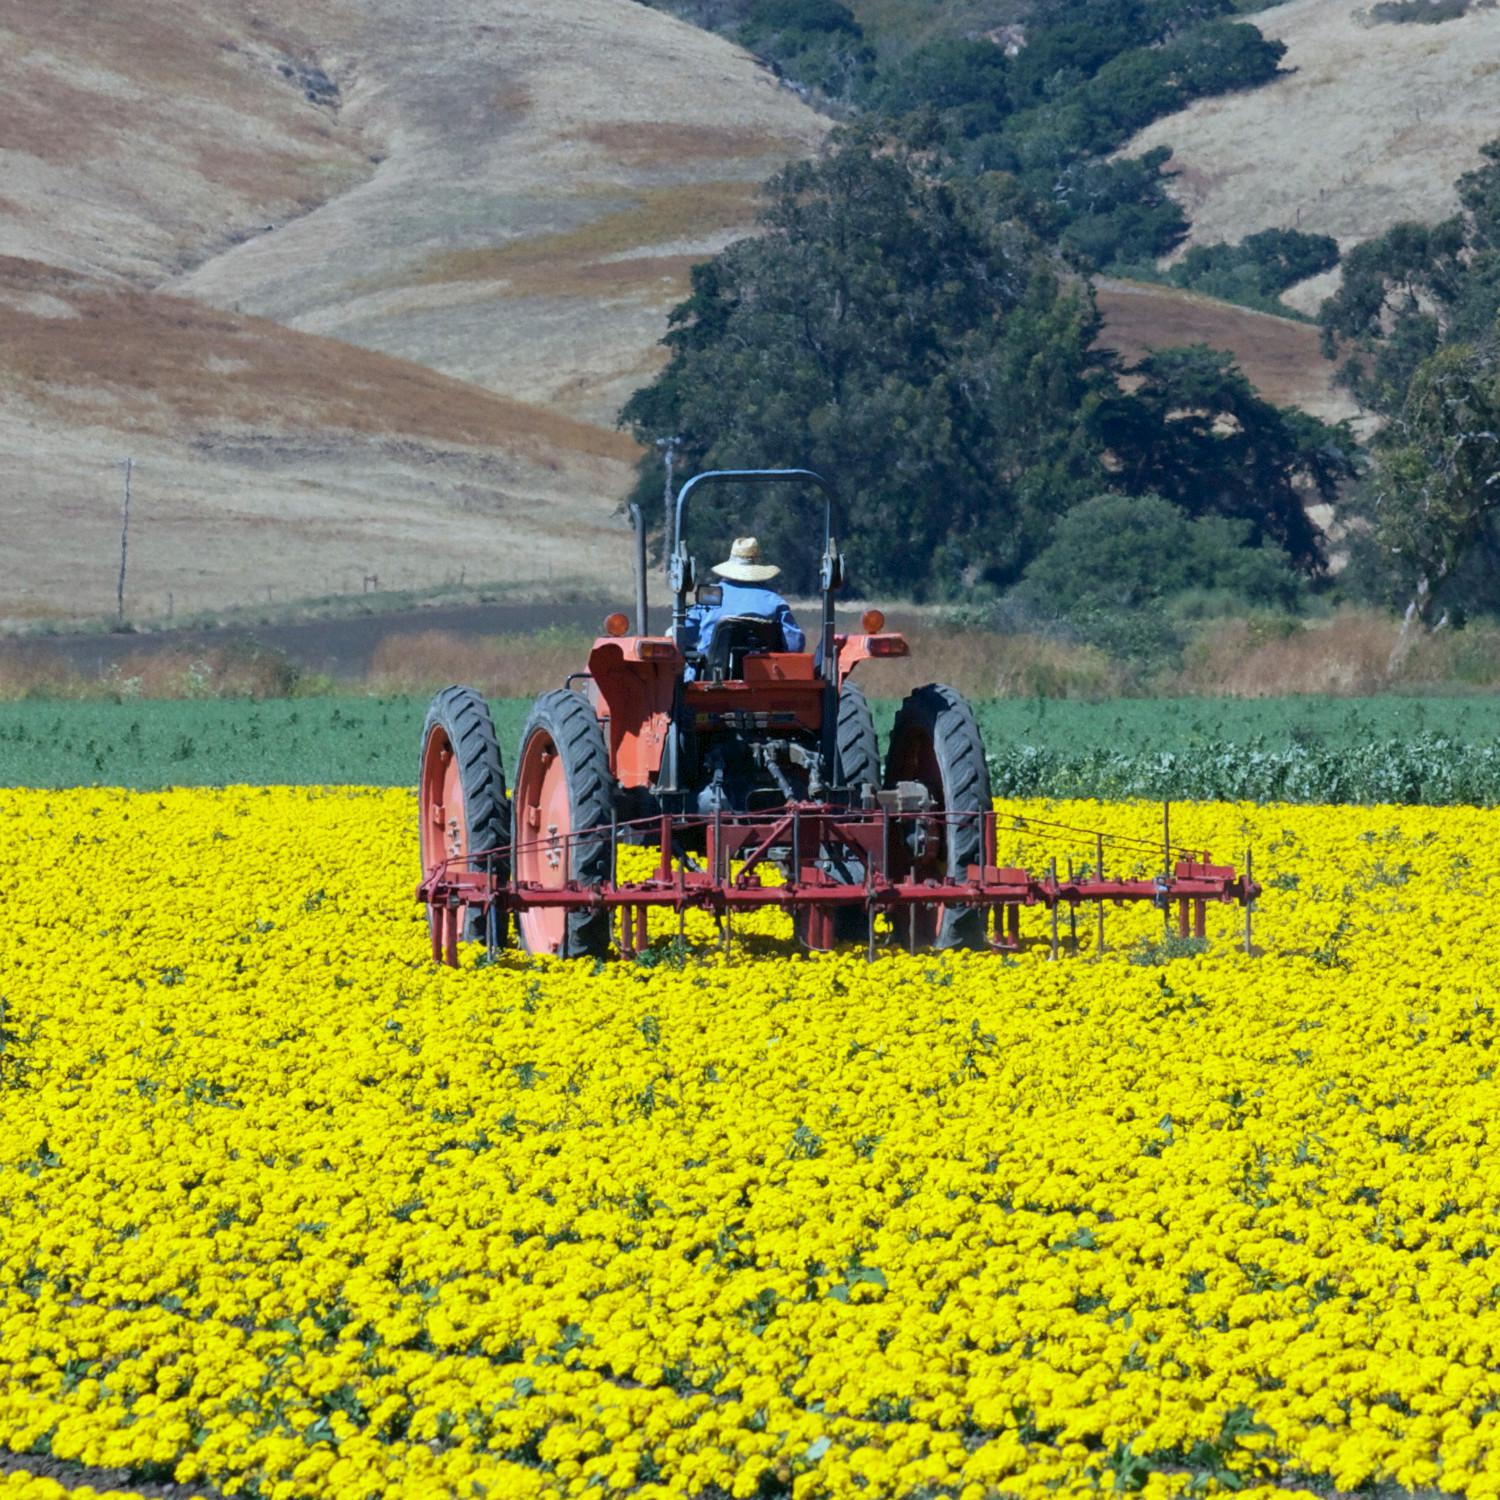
[[172, 0, 828, 426], [0, 257, 635, 622], [1093, 277, 1358, 425]]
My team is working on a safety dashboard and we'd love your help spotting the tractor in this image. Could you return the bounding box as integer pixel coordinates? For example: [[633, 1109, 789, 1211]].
[[417, 470, 1258, 963], [418, 469, 994, 957]]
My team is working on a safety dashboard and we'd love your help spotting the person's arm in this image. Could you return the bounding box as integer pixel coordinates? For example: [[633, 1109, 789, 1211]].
[[777, 601, 806, 653]]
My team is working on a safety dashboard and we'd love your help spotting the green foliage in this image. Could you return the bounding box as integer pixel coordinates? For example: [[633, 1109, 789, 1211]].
[[624, 139, 1336, 598], [975, 697, 1500, 804], [1090, 346, 1360, 572], [1050, 149, 1190, 268], [1364, 332, 1500, 624], [646, 0, 1287, 271], [1014, 493, 1303, 658], [1368, 0, 1477, 21], [977, 18, 1282, 168], [1320, 140, 1500, 417], [738, 0, 876, 99], [620, 135, 1110, 597], [1325, 146, 1500, 618], [0, 697, 532, 790], [14, 694, 1500, 805], [872, 38, 1011, 136], [1163, 228, 1340, 312]]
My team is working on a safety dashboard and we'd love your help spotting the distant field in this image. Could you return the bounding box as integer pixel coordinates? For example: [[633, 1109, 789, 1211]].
[[5, 695, 1500, 803]]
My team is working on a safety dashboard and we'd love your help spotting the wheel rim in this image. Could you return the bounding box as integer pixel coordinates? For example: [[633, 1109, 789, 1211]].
[[886, 724, 950, 952], [514, 728, 571, 955], [419, 724, 474, 934]]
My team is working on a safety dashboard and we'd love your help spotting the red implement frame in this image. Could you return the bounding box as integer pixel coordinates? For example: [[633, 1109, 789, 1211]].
[[417, 804, 1261, 965]]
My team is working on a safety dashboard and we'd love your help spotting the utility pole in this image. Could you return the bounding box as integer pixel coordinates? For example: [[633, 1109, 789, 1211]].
[[116, 457, 133, 626]]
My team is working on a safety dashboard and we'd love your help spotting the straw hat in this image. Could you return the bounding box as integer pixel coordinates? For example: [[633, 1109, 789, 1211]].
[[712, 536, 780, 583]]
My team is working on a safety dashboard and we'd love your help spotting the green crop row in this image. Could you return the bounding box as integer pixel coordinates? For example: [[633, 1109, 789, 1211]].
[[1, 695, 1498, 804]]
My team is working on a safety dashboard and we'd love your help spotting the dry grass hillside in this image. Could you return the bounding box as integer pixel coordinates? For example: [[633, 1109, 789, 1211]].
[[0, 0, 826, 624], [174, 0, 828, 426], [1124, 0, 1500, 313], [0, 256, 638, 621]]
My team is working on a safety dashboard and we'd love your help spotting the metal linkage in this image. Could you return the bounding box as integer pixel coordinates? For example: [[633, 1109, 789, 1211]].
[[417, 803, 1262, 966]]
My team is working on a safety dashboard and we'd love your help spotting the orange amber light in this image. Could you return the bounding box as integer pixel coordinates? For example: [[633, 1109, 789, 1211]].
[[861, 609, 886, 633], [604, 612, 630, 637]]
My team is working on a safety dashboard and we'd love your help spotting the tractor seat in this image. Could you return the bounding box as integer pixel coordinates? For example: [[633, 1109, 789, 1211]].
[[704, 615, 786, 681]]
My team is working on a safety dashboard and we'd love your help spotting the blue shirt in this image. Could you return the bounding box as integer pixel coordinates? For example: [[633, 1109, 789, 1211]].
[[680, 580, 806, 661]]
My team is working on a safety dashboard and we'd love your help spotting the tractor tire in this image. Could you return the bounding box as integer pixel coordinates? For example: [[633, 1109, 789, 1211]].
[[512, 689, 616, 959], [884, 683, 992, 951], [796, 684, 881, 950], [834, 682, 880, 795], [419, 686, 511, 946]]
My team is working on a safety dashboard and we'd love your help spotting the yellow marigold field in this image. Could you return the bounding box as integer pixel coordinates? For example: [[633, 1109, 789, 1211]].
[[1, 787, 1498, 1500]]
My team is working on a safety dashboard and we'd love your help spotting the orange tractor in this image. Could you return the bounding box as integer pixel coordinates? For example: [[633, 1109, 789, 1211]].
[[417, 470, 1258, 962]]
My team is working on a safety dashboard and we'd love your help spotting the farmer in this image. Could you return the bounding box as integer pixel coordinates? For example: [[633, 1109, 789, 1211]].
[[682, 536, 806, 671]]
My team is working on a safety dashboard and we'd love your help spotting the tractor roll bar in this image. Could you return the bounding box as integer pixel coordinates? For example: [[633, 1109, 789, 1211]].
[[668, 467, 839, 650], [629, 502, 649, 635], [671, 468, 834, 560], [667, 468, 844, 797]]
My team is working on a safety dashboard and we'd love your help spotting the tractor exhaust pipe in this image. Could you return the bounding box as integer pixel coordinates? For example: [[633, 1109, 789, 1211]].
[[629, 502, 649, 635]]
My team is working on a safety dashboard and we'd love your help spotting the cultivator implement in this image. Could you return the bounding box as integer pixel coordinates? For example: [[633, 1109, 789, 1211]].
[[417, 803, 1260, 965]]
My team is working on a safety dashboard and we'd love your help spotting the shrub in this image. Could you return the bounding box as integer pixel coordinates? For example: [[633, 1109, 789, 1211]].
[[875, 39, 1011, 136], [1016, 494, 1305, 618], [1169, 228, 1340, 308], [1366, 0, 1479, 21]]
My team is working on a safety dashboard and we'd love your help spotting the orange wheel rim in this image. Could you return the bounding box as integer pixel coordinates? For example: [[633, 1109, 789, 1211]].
[[420, 726, 473, 934], [887, 726, 952, 948], [514, 730, 571, 955]]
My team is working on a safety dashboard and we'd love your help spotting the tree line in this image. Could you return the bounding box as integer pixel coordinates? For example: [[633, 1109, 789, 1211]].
[[1319, 141, 1500, 636], [621, 135, 1355, 634]]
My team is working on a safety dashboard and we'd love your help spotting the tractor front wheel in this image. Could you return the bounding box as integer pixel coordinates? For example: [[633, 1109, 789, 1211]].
[[884, 683, 992, 952], [512, 690, 616, 959], [419, 686, 511, 946]]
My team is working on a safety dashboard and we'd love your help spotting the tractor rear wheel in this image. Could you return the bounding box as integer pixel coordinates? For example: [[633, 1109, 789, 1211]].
[[419, 686, 511, 946], [884, 683, 992, 952], [795, 683, 881, 950], [512, 689, 615, 959], [834, 682, 880, 795]]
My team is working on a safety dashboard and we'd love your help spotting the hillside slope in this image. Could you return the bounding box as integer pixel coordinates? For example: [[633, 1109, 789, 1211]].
[[0, 257, 637, 622], [174, 0, 828, 426], [0, 0, 826, 623], [1124, 0, 1500, 312]]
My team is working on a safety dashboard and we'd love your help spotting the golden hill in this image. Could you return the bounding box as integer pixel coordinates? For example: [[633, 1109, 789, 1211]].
[[0, 0, 826, 623], [1124, 0, 1500, 313]]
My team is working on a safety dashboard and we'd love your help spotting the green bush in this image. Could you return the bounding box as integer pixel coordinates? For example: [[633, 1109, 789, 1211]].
[[745, 0, 858, 31], [1010, 493, 1304, 665], [1016, 494, 1305, 617], [874, 39, 1010, 135], [1052, 150, 1190, 268], [1167, 228, 1340, 310], [738, 0, 874, 98], [1368, 0, 1475, 21]]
